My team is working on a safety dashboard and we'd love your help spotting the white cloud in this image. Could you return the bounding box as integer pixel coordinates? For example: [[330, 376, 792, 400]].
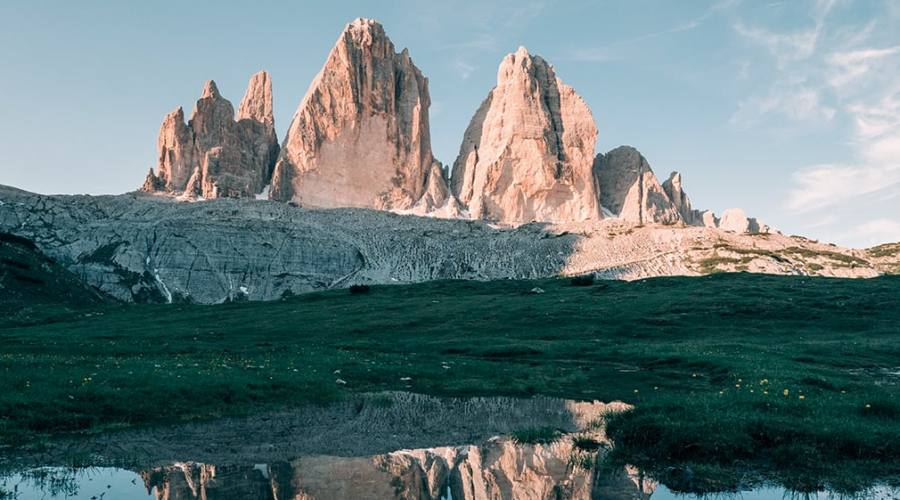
[[453, 59, 476, 80], [786, 163, 900, 212], [729, 1, 900, 245], [731, 87, 835, 125], [568, 4, 721, 63], [734, 23, 820, 66], [827, 46, 900, 88], [839, 218, 900, 248]]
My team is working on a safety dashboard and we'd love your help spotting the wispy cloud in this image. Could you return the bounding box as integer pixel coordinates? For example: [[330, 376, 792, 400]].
[[734, 23, 820, 66], [568, 2, 730, 63], [827, 46, 900, 88], [732, 0, 900, 245], [839, 218, 900, 248], [570, 19, 703, 63], [731, 82, 835, 126], [786, 163, 900, 212], [453, 58, 476, 80]]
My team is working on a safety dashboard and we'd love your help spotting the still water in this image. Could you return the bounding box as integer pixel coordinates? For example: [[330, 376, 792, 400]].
[[2, 465, 898, 499], [1, 393, 896, 499]]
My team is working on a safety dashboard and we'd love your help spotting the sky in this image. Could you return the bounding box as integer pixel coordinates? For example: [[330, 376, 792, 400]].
[[0, 0, 898, 248]]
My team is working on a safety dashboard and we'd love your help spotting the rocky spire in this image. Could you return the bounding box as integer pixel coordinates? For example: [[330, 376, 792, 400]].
[[154, 107, 194, 191], [140, 73, 278, 198], [593, 146, 681, 225], [450, 47, 600, 224], [662, 171, 694, 224], [238, 71, 274, 125], [236, 71, 279, 192], [269, 18, 439, 210]]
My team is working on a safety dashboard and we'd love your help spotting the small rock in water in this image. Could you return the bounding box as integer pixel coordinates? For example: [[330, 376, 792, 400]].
[[335, 378, 347, 385], [529, 287, 545, 294]]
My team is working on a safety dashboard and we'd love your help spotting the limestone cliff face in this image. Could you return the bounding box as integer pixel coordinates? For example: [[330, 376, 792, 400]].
[[270, 18, 438, 210], [451, 47, 600, 224], [594, 146, 681, 225], [140, 73, 279, 199], [661, 171, 694, 225]]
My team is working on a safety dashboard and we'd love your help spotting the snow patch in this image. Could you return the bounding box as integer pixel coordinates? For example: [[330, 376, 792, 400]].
[[256, 185, 271, 200], [253, 464, 269, 480], [153, 269, 173, 304], [601, 205, 619, 219]]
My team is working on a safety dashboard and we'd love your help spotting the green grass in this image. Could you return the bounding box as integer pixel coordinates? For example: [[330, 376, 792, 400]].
[[868, 242, 900, 258], [1, 273, 899, 493], [511, 427, 564, 444]]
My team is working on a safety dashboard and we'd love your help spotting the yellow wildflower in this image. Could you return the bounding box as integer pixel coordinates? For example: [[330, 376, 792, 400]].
[[783, 389, 790, 396]]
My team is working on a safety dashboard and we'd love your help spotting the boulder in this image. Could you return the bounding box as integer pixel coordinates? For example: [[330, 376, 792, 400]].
[[718, 208, 750, 233]]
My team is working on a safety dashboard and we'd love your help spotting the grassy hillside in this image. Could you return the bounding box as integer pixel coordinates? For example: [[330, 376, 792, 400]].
[[0, 233, 109, 324], [1, 273, 898, 492]]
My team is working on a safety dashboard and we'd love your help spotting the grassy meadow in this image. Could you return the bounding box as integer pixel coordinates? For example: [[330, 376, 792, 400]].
[[1, 272, 899, 492]]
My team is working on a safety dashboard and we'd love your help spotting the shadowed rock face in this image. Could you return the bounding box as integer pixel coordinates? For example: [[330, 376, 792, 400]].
[[451, 47, 600, 225], [140, 73, 279, 199], [593, 146, 681, 225], [661, 171, 694, 225], [270, 18, 440, 211]]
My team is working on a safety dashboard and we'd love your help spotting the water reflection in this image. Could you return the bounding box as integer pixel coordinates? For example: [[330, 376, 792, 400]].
[[1, 393, 897, 499], [3, 463, 897, 499]]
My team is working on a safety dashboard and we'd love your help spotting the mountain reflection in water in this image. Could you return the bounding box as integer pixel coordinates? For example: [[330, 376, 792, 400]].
[[1, 393, 897, 499]]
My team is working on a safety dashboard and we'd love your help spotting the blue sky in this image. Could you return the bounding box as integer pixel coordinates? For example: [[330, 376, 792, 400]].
[[0, 0, 898, 248]]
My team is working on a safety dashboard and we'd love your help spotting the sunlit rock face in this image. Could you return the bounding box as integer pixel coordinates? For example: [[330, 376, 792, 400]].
[[140, 72, 279, 199], [717, 208, 771, 234], [270, 18, 440, 210], [593, 146, 681, 225], [450, 47, 601, 225]]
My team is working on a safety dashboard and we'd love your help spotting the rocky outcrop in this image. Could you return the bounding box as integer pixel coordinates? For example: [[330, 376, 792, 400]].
[[717, 208, 751, 233], [661, 171, 695, 225], [0, 185, 881, 304], [270, 18, 437, 211], [594, 146, 681, 225], [717, 208, 771, 234], [699, 210, 718, 229], [140, 73, 279, 199], [450, 47, 600, 224], [405, 161, 463, 218]]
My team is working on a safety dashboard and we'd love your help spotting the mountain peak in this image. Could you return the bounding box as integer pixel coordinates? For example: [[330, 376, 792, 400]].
[[269, 17, 437, 210], [451, 50, 599, 224], [200, 80, 221, 99]]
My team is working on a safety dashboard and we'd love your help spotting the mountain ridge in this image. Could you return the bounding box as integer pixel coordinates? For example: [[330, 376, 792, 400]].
[[137, 18, 769, 235], [0, 184, 893, 304]]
